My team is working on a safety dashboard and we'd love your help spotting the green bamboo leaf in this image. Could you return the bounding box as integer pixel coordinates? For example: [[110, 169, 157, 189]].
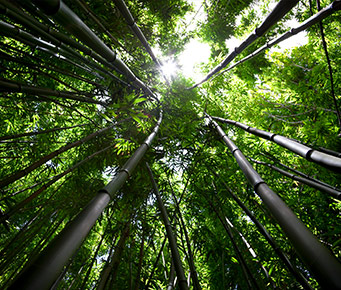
[[133, 97, 146, 104]]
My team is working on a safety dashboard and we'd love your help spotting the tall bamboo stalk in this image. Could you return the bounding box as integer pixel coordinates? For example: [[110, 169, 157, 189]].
[[32, 0, 157, 100], [96, 222, 131, 290], [146, 162, 188, 290], [0, 123, 88, 142], [207, 114, 341, 288], [0, 0, 130, 85], [211, 172, 312, 289], [203, 189, 259, 289], [249, 158, 341, 199], [8, 111, 162, 289], [0, 78, 106, 106], [113, 0, 169, 84], [0, 144, 115, 223], [168, 181, 201, 290]]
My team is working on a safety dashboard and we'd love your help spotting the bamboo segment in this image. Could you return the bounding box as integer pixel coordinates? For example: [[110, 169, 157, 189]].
[[96, 222, 131, 290], [0, 145, 115, 223], [0, 124, 88, 142], [113, 0, 167, 82], [0, 0, 130, 87], [168, 181, 201, 290], [207, 114, 341, 288], [8, 111, 162, 290], [212, 116, 341, 173], [0, 79, 106, 106]]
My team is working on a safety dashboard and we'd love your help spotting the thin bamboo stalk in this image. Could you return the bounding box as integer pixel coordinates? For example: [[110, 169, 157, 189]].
[[189, 0, 300, 88], [74, 0, 129, 54], [212, 1, 341, 81], [145, 237, 167, 289], [0, 124, 88, 141], [80, 210, 113, 289], [203, 189, 258, 289], [0, 144, 115, 223], [96, 222, 131, 290], [211, 172, 312, 289], [168, 181, 201, 290], [146, 163, 188, 290], [0, 125, 114, 188], [167, 260, 176, 290], [316, 0, 341, 131], [260, 152, 340, 190], [113, 0, 169, 84], [249, 158, 341, 199], [0, 78, 107, 106], [133, 226, 145, 290]]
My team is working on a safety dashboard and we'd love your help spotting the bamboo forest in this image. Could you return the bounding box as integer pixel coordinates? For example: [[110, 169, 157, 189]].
[[1, 0, 341, 289]]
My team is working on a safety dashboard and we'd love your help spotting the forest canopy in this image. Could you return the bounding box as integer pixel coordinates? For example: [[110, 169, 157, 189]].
[[0, 0, 341, 289]]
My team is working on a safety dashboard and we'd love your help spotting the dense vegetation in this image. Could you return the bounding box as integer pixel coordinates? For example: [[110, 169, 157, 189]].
[[0, 0, 340, 289]]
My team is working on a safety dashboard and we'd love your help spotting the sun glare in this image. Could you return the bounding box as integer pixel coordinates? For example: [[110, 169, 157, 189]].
[[178, 39, 211, 81], [161, 60, 178, 79]]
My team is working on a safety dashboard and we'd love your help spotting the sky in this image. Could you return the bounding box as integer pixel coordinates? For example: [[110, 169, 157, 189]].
[[160, 0, 308, 81]]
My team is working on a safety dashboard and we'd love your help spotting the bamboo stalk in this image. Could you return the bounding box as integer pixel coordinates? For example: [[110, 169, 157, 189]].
[[0, 123, 88, 141], [249, 157, 341, 199], [0, 144, 114, 223], [113, 0, 169, 84], [0, 125, 114, 188], [211, 171, 312, 289], [0, 78, 107, 106], [0, 0, 130, 86], [207, 113, 341, 288], [8, 111, 162, 289], [32, 0, 158, 100], [96, 222, 131, 290], [189, 0, 300, 88], [212, 1, 341, 81], [146, 162, 188, 290], [168, 181, 201, 290], [202, 187, 259, 289], [212, 116, 341, 173]]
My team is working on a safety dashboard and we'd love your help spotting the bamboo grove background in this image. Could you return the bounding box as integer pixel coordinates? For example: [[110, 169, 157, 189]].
[[0, 0, 341, 289]]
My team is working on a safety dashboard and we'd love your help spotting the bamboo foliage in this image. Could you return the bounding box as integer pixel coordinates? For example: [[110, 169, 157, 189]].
[[0, 0, 340, 288], [212, 1, 341, 81], [190, 0, 300, 88]]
